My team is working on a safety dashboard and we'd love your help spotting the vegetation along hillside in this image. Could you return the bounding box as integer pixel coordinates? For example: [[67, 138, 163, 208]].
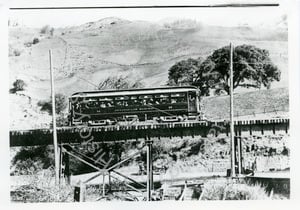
[[9, 17, 288, 129]]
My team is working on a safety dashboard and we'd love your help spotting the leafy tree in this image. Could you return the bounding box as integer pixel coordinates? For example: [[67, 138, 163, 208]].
[[196, 44, 280, 95], [38, 93, 67, 114], [168, 58, 202, 86], [97, 75, 143, 90], [11, 146, 54, 175]]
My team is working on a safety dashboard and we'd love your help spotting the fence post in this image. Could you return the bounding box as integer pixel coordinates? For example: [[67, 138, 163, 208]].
[[80, 182, 86, 202], [74, 181, 86, 202]]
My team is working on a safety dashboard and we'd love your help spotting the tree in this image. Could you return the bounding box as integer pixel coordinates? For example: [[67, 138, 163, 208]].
[[168, 58, 202, 86], [32, 37, 39, 44], [38, 93, 67, 115], [11, 146, 54, 175], [40, 25, 54, 36], [12, 79, 26, 92], [195, 44, 281, 95], [97, 75, 143, 90]]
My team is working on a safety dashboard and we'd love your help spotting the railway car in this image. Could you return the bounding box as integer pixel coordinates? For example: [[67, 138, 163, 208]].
[[69, 86, 202, 126]]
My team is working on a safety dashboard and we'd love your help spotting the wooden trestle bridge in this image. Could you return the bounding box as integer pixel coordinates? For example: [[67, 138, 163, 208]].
[[10, 117, 289, 201], [10, 118, 289, 147]]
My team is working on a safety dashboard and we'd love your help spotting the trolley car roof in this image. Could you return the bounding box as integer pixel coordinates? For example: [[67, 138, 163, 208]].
[[70, 86, 198, 98]]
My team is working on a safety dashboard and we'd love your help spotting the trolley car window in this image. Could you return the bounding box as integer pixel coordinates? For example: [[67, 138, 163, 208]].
[[171, 93, 185, 97], [155, 94, 169, 98], [139, 95, 153, 99], [171, 97, 186, 104], [99, 97, 113, 101], [170, 92, 186, 104], [153, 93, 170, 104], [139, 95, 154, 105], [115, 96, 129, 100]]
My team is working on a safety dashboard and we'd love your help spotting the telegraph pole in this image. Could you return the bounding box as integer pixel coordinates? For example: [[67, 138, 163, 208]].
[[146, 141, 151, 201], [229, 43, 236, 177], [49, 49, 60, 184]]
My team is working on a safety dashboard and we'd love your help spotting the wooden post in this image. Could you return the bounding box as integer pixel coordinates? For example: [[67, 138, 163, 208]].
[[49, 49, 60, 184], [229, 43, 236, 177], [64, 151, 70, 184], [237, 137, 242, 175], [146, 141, 152, 201], [74, 181, 86, 202], [149, 142, 153, 191], [58, 145, 62, 181], [80, 182, 86, 202], [108, 172, 111, 192], [102, 173, 106, 196]]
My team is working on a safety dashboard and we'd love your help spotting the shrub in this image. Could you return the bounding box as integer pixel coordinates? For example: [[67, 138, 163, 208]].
[[55, 114, 69, 126], [11, 146, 54, 175], [32, 37, 39, 44], [13, 49, 21, 56], [24, 41, 32, 47], [38, 93, 67, 115], [40, 25, 50, 34], [12, 79, 26, 92], [188, 140, 205, 156], [50, 28, 54, 36], [200, 179, 269, 200], [10, 168, 73, 202], [97, 75, 144, 90], [40, 25, 54, 36]]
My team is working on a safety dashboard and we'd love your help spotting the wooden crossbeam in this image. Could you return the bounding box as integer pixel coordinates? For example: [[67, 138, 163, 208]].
[[111, 170, 146, 188], [84, 150, 143, 184], [9, 118, 290, 147], [109, 174, 143, 194], [62, 148, 106, 174]]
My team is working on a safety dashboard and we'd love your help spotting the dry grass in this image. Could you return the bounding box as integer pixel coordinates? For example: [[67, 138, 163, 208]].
[[9, 17, 288, 129], [202, 87, 289, 120], [200, 179, 270, 200], [11, 169, 73, 202]]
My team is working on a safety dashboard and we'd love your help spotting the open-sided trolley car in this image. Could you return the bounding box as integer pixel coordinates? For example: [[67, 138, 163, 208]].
[[69, 86, 202, 126]]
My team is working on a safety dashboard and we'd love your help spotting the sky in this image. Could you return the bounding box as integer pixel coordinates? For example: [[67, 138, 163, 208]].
[[9, 6, 287, 28]]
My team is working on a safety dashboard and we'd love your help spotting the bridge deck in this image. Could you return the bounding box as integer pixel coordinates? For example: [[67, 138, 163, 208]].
[[9, 118, 289, 147]]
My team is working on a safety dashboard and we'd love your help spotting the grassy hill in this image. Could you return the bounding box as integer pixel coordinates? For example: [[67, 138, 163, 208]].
[[9, 18, 288, 97], [8, 17, 288, 129], [202, 87, 289, 120]]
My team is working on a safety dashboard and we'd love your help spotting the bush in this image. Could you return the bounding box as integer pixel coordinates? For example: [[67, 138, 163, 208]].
[[24, 41, 32, 47], [55, 114, 69, 126], [12, 79, 26, 92], [38, 93, 67, 114], [40, 25, 54, 36], [11, 146, 54, 175], [97, 75, 144, 90], [200, 179, 269, 200], [13, 49, 21, 56], [10, 168, 73, 202], [32, 37, 39, 44]]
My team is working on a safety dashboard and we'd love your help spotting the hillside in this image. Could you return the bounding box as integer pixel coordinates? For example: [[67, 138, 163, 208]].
[[9, 87, 289, 130], [8, 17, 289, 129], [202, 87, 289, 120], [9, 18, 288, 97]]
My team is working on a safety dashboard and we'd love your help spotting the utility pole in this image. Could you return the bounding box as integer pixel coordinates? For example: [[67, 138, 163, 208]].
[[229, 43, 236, 177], [49, 49, 60, 184], [146, 140, 153, 201]]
